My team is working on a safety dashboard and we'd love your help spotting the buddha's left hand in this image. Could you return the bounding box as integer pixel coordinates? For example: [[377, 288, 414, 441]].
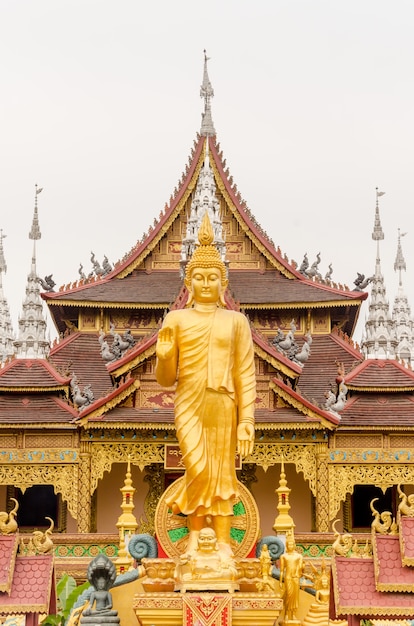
[[237, 422, 255, 458]]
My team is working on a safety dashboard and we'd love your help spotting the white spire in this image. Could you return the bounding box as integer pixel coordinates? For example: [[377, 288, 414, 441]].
[[180, 137, 226, 277], [0, 230, 15, 364], [392, 229, 414, 364], [200, 50, 216, 137], [362, 190, 397, 359], [14, 186, 50, 359]]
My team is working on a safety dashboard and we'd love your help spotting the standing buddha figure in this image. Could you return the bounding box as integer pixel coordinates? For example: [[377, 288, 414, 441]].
[[156, 212, 256, 558]]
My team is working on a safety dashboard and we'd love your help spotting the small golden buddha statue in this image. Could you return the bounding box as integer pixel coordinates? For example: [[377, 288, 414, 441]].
[[174, 527, 239, 592], [279, 533, 304, 625]]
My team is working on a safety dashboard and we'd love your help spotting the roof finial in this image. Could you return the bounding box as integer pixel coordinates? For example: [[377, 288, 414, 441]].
[[362, 188, 397, 359], [372, 188, 385, 265], [29, 184, 42, 242], [372, 188, 385, 241], [200, 50, 216, 137], [0, 230, 7, 277], [394, 228, 407, 287], [14, 185, 49, 359]]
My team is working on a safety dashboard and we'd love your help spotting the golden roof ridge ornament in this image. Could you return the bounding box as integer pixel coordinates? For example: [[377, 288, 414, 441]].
[[0, 497, 18, 534]]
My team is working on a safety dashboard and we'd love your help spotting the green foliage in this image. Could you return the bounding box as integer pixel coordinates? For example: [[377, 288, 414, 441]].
[[41, 574, 90, 626]]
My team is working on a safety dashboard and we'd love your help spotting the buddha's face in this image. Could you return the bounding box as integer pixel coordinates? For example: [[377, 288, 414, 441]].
[[191, 267, 222, 304], [286, 539, 295, 552], [198, 528, 217, 552], [96, 577, 106, 590]]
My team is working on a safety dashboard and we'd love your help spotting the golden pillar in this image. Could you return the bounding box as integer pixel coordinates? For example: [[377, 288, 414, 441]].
[[315, 442, 329, 532], [77, 442, 92, 533]]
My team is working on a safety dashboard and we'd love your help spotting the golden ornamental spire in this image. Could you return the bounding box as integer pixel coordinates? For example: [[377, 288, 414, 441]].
[[115, 456, 138, 574], [272, 456, 295, 535]]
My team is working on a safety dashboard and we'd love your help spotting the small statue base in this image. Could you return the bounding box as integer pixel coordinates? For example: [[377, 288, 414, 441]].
[[175, 579, 240, 593], [80, 616, 120, 625]]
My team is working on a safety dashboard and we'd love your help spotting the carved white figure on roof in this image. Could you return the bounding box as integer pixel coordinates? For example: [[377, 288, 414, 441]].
[[99, 330, 115, 362], [293, 332, 312, 365], [305, 253, 322, 279], [109, 322, 135, 359], [353, 272, 373, 291], [79, 264, 87, 280], [324, 263, 333, 282], [37, 274, 55, 292], [90, 252, 104, 276], [102, 256, 112, 275], [70, 373, 94, 410], [299, 253, 309, 275]]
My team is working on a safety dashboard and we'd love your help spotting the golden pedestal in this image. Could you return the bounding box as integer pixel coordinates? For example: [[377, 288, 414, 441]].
[[134, 473, 284, 625], [133, 591, 283, 626]]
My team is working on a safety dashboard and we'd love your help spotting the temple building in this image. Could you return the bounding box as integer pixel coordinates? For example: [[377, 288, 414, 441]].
[[1, 55, 414, 596]]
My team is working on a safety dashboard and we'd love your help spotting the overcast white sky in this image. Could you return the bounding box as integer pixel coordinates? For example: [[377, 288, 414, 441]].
[[1, 0, 413, 342]]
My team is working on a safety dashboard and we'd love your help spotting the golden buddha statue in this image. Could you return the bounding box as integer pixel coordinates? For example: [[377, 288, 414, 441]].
[[303, 574, 329, 626], [156, 212, 256, 557], [256, 543, 277, 593], [279, 532, 304, 625]]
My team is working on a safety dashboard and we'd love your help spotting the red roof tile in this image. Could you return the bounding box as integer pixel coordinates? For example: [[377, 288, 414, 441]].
[[0, 534, 18, 593], [44, 267, 364, 323], [338, 394, 414, 428], [44, 270, 183, 306], [84, 405, 327, 427], [332, 556, 414, 618], [0, 554, 54, 615], [49, 333, 114, 401], [229, 270, 364, 306], [297, 333, 362, 407], [373, 533, 414, 591], [0, 394, 77, 424], [400, 515, 414, 564], [0, 359, 70, 389], [345, 359, 414, 390]]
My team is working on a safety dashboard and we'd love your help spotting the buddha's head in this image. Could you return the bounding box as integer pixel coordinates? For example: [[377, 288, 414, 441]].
[[197, 527, 218, 553], [185, 213, 228, 307]]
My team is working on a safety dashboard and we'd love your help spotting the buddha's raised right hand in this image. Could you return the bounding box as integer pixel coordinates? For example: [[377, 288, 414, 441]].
[[156, 326, 175, 360]]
